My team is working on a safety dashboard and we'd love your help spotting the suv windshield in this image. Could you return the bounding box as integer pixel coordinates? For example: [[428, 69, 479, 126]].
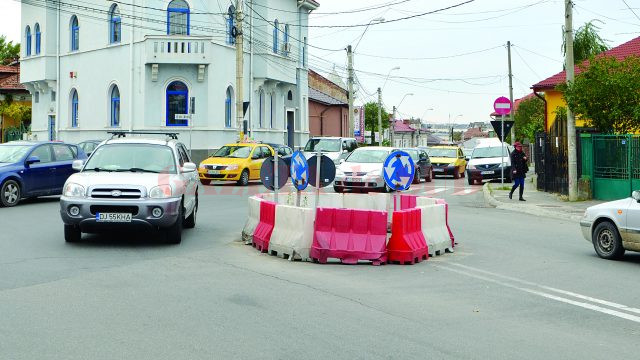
[[346, 149, 389, 163], [429, 148, 457, 158], [304, 139, 341, 152], [472, 146, 510, 159], [0, 145, 30, 163], [213, 146, 252, 159], [84, 144, 177, 173]]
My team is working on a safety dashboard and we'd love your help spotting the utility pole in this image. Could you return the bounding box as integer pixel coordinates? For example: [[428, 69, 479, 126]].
[[377, 87, 382, 145], [507, 40, 515, 143], [347, 45, 354, 138], [391, 105, 396, 146], [565, 0, 578, 201], [235, 0, 244, 141]]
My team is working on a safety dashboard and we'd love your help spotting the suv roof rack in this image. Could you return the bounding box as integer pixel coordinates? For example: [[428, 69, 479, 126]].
[[108, 131, 179, 140]]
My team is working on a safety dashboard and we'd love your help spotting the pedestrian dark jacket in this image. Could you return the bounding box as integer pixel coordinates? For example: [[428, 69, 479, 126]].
[[510, 149, 529, 177]]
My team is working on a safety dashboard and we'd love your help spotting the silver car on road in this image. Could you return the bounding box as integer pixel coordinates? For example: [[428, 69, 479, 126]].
[[580, 190, 640, 259], [60, 136, 199, 244]]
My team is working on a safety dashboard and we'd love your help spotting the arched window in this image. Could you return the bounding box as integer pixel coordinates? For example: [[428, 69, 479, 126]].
[[273, 19, 279, 53], [287, 90, 293, 101], [227, 6, 236, 45], [70, 89, 79, 127], [283, 24, 289, 56], [258, 89, 265, 128], [110, 86, 120, 127], [70, 15, 79, 51], [109, 4, 121, 44], [166, 81, 189, 126], [225, 86, 233, 128], [34, 23, 41, 55], [167, 0, 190, 35], [25, 26, 31, 56]]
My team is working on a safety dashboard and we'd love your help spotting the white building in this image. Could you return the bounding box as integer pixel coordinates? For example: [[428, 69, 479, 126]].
[[20, 0, 318, 161]]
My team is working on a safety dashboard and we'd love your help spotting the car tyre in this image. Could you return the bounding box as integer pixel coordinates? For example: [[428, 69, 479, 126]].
[[413, 169, 421, 184], [467, 176, 474, 186], [165, 204, 183, 244], [453, 167, 461, 179], [200, 179, 211, 186], [64, 225, 82, 243], [237, 169, 249, 186], [461, 168, 465, 178], [333, 185, 344, 193], [1, 180, 21, 207], [425, 168, 432, 182], [592, 221, 625, 260], [183, 195, 197, 229]]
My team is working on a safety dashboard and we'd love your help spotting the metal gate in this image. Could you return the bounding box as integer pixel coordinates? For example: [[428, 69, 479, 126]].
[[534, 132, 568, 194]]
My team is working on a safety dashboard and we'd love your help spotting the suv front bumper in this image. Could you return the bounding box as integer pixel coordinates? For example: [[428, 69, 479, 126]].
[[60, 196, 182, 233], [467, 166, 512, 181]]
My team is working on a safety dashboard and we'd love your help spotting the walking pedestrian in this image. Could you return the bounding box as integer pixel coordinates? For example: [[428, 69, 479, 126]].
[[509, 141, 529, 201]]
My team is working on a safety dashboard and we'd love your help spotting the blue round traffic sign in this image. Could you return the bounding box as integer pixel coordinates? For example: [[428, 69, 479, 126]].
[[383, 150, 415, 191], [290, 150, 309, 191]]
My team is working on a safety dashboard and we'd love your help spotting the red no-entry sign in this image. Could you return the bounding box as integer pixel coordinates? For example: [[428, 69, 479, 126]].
[[493, 96, 512, 116]]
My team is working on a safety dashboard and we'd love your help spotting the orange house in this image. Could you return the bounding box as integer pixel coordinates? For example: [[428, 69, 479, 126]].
[[0, 63, 31, 142]]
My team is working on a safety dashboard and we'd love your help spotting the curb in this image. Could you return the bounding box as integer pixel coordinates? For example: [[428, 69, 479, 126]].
[[482, 183, 582, 222]]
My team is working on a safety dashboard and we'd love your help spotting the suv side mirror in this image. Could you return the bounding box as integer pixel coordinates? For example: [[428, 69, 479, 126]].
[[25, 156, 41, 166], [633, 190, 640, 202], [342, 149, 348, 154], [72, 159, 85, 171], [181, 162, 197, 173]]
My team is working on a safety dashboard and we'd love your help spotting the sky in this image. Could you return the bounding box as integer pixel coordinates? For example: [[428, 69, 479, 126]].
[[1, 0, 639, 124]]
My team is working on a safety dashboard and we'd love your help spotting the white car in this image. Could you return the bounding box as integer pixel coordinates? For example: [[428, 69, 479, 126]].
[[303, 136, 358, 165], [580, 191, 640, 259], [60, 135, 199, 244], [333, 146, 397, 193]]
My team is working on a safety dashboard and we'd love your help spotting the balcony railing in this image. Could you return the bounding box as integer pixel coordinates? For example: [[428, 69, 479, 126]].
[[144, 35, 212, 64]]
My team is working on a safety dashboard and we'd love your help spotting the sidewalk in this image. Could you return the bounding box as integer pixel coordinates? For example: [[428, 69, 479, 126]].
[[482, 178, 603, 222]]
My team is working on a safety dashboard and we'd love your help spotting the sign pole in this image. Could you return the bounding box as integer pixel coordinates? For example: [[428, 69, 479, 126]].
[[501, 113, 505, 186], [274, 149, 279, 204], [314, 150, 321, 212]]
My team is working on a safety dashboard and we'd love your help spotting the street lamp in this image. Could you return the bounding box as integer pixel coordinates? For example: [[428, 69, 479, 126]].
[[353, 17, 385, 52], [382, 66, 400, 92], [397, 92, 414, 110], [389, 93, 413, 146], [449, 113, 463, 143]]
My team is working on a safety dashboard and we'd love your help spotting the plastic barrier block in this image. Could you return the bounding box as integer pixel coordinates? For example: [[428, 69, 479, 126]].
[[393, 194, 418, 210], [253, 200, 276, 253], [435, 198, 455, 247], [388, 208, 428, 264], [242, 196, 262, 244], [416, 196, 437, 207], [311, 208, 387, 265], [418, 204, 452, 255], [343, 193, 389, 211], [268, 204, 314, 261]]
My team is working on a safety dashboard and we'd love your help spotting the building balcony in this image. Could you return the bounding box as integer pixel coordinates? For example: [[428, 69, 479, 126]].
[[144, 35, 213, 65], [19, 55, 56, 84]]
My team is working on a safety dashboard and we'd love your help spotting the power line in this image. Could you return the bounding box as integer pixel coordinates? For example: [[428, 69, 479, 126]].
[[353, 44, 503, 60], [253, 0, 414, 16], [621, 0, 640, 23], [512, 44, 564, 63], [512, 47, 541, 80]]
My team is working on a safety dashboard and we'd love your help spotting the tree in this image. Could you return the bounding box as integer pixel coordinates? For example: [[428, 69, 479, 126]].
[[563, 20, 609, 64], [513, 96, 544, 142], [0, 35, 20, 64], [0, 95, 32, 127], [561, 55, 640, 133], [363, 101, 389, 133]]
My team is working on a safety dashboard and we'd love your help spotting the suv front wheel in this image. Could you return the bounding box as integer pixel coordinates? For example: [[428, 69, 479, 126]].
[[64, 225, 81, 243], [165, 204, 183, 244]]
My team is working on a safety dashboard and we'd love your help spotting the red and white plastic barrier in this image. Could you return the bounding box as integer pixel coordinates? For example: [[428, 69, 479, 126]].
[[242, 195, 263, 244], [387, 207, 429, 264], [268, 204, 315, 260], [417, 204, 452, 255], [253, 200, 276, 253]]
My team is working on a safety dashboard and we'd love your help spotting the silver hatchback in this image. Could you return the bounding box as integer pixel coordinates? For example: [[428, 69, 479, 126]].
[[59, 136, 199, 244]]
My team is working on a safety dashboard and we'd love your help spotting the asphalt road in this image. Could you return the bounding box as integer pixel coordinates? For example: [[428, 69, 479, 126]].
[[1, 177, 639, 359]]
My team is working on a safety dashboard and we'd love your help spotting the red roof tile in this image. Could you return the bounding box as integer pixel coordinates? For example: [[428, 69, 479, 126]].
[[393, 120, 416, 132], [0, 73, 25, 90], [0, 65, 19, 74], [532, 36, 640, 90]]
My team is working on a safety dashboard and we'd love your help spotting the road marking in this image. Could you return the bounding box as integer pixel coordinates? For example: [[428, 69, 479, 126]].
[[436, 263, 640, 323], [451, 188, 480, 196], [424, 188, 447, 195]]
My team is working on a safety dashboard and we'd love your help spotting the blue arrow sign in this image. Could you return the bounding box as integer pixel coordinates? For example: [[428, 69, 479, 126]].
[[383, 150, 415, 191], [290, 150, 309, 191]]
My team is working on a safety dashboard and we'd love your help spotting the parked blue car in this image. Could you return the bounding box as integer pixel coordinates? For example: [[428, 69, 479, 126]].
[[0, 141, 87, 207]]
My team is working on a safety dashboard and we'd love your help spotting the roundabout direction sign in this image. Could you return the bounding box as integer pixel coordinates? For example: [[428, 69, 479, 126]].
[[290, 150, 309, 191], [383, 150, 415, 191]]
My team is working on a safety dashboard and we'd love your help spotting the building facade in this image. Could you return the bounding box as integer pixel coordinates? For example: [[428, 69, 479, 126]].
[[0, 63, 31, 142], [20, 0, 318, 161], [308, 69, 348, 137]]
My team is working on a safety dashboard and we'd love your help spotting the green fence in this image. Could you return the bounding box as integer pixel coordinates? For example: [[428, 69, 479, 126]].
[[581, 134, 640, 200]]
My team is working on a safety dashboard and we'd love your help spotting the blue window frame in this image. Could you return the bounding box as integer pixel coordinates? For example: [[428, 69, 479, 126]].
[[25, 26, 31, 56], [167, 0, 190, 35], [225, 87, 233, 128], [273, 19, 279, 53], [109, 5, 121, 44], [34, 23, 41, 55], [166, 81, 188, 126], [283, 24, 289, 56], [259, 90, 264, 128], [71, 89, 78, 128], [270, 94, 274, 128], [110, 86, 120, 127], [227, 6, 236, 45], [70, 15, 79, 51]]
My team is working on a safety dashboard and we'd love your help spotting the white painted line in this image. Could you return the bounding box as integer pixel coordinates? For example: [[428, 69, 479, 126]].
[[438, 263, 640, 323], [451, 188, 479, 196], [424, 188, 447, 195]]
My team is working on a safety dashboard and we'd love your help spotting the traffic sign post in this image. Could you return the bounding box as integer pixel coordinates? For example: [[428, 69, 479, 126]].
[[259, 155, 288, 195], [308, 152, 337, 215], [290, 150, 309, 207], [383, 150, 416, 215], [493, 97, 513, 186]]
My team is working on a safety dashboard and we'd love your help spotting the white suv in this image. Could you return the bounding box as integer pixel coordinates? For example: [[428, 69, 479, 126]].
[[59, 134, 199, 244]]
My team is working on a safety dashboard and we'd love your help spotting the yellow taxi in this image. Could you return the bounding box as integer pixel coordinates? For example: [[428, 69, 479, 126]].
[[427, 145, 467, 179], [198, 143, 274, 186]]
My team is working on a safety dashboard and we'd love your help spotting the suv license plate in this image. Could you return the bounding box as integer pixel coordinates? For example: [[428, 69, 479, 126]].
[[433, 168, 444, 172], [346, 177, 362, 182], [96, 213, 132, 223], [481, 171, 495, 175]]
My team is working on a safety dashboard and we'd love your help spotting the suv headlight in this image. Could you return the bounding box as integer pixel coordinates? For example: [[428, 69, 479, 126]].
[[369, 169, 382, 176], [149, 185, 172, 198], [449, 162, 457, 167], [226, 164, 239, 171], [63, 183, 86, 197], [467, 164, 475, 170]]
